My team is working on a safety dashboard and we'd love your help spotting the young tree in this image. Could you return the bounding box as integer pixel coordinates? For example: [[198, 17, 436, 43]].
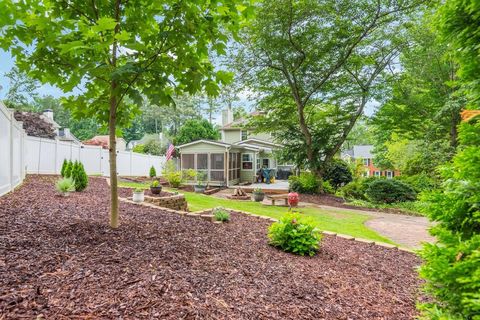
[[1, 0, 251, 228], [235, 0, 425, 177]]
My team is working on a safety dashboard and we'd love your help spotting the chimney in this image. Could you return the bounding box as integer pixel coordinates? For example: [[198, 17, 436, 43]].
[[43, 109, 54, 121], [222, 108, 233, 126]]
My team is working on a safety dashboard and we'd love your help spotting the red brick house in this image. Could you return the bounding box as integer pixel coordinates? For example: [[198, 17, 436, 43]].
[[342, 145, 400, 178]]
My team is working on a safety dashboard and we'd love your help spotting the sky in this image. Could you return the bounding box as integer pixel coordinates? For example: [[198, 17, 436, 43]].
[[0, 49, 376, 119]]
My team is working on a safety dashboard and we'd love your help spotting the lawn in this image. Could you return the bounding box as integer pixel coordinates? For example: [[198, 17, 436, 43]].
[[119, 181, 393, 243]]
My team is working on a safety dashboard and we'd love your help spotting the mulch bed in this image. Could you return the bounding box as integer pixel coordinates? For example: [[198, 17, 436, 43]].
[[1, 175, 422, 319]]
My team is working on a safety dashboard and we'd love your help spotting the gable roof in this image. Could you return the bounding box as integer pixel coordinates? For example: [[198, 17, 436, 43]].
[[235, 138, 282, 148], [83, 135, 126, 149], [221, 111, 264, 130], [177, 139, 232, 149]]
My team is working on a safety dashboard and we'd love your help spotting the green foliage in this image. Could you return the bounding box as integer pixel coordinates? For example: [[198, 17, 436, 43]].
[[55, 177, 75, 193], [236, 0, 424, 175], [321, 181, 334, 194], [419, 119, 480, 319], [143, 139, 165, 156], [213, 207, 231, 222], [324, 159, 353, 190], [60, 159, 68, 177], [149, 166, 156, 178], [64, 160, 73, 178], [163, 160, 183, 188], [289, 172, 320, 194], [71, 161, 88, 192], [132, 144, 145, 154], [268, 213, 322, 256], [182, 169, 197, 181], [134, 188, 144, 193], [365, 179, 416, 204], [173, 119, 220, 146], [338, 180, 367, 201], [150, 180, 160, 187], [253, 187, 264, 194], [394, 173, 437, 193], [196, 170, 207, 186]]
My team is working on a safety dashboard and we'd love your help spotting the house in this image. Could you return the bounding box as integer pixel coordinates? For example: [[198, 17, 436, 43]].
[[13, 109, 81, 144], [177, 109, 293, 186], [341, 145, 400, 179], [83, 135, 127, 151]]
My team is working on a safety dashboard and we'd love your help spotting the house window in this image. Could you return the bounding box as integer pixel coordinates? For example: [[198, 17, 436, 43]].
[[363, 158, 371, 166], [241, 130, 248, 141], [262, 158, 270, 168], [374, 171, 381, 177], [242, 153, 253, 170], [363, 170, 370, 177], [256, 158, 261, 170], [386, 171, 393, 179]]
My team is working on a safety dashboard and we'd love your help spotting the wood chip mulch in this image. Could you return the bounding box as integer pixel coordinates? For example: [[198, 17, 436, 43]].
[[0, 176, 422, 319]]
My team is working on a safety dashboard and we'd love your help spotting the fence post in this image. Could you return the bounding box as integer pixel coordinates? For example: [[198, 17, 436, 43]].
[[54, 139, 59, 174], [9, 110, 13, 192]]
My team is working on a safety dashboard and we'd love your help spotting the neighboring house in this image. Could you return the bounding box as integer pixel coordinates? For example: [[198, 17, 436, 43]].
[[13, 109, 81, 144], [177, 109, 293, 186], [83, 135, 127, 151], [341, 145, 400, 178]]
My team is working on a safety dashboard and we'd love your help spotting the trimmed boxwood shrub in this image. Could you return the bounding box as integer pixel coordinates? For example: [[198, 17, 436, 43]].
[[149, 165, 156, 178], [338, 180, 367, 200], [288, 172, 320, 194], [268, 213, 322, 256], [365, 179, 416, 204]]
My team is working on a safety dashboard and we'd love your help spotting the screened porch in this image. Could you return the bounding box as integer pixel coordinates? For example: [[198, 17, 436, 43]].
[[180, 152, 241, 186]]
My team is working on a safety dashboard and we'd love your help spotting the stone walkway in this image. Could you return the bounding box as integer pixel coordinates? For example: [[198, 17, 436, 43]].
[[305, 203, 435, 249]]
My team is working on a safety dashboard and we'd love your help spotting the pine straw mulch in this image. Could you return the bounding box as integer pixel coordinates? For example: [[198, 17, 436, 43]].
[[0, 175, 422, 319]]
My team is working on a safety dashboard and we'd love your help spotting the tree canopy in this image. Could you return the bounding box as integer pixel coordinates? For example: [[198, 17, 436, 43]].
[[235, 0, 425, 176], [173, 119, 220, 146]]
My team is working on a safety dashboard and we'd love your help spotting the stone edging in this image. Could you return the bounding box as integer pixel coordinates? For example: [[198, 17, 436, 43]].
[[118, 197, 414, 253]]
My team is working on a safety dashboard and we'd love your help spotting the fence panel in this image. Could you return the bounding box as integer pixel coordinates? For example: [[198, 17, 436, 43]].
[[0, 106, 12, 195], [80, 145, 103, 175]]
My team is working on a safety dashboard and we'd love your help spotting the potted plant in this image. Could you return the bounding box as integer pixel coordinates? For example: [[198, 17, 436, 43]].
[[150, 180, 162, 194], [252, 187, 265, 202], [194, 171, 207, 193], [55, 177, 75, 197], [132, 188, 144, 203]]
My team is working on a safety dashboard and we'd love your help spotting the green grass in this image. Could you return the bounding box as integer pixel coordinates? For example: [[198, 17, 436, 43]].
[[118, 181, 393, 243]]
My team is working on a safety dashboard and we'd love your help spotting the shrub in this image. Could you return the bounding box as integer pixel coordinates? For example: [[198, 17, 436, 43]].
[[268, 213, 322, 256], [321, 180, 334, 194], [71, 161, 88, 191], [418, 120, 480, 319], [134, 188, 144, 193], [288, 172, 320, 194], [149, 166, 157, 178], [151, 180, 160, 187], [324, 159, 353, 190], [213, 207, 230, 222], [365, 179, 416, 204], [182, 169, 197, 181], [163, 160, 183, 188], [338, 180, 367, 200], [60, 159, 68, 177], [394, 173, 437, 193], [55, 177, 75, 193], [64, 160, 73, 178], [132, 144, 145, 153]]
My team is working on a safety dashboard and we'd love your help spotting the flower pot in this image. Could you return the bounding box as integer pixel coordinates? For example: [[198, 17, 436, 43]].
[[252, 192, 265, 202], [133, 191, 144, 203], [150, 186, 162, 195], [194, 185, 206, 193]]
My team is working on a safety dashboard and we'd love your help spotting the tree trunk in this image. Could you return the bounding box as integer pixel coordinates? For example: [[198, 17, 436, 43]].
[[109, 81, 119, 228]]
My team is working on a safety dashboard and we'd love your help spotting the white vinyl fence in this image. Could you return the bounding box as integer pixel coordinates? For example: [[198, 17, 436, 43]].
[[0, 102, 166, 196]]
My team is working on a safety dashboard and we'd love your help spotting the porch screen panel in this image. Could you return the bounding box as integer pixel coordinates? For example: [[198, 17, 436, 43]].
[[229, 152, 240, 181], [196, 154, 208, 182], [182, 154, 194, 169], [210, 153, 225, 182]]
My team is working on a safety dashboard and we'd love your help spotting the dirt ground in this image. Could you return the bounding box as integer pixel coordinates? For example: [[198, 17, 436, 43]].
[[1, 175, 423, 319]]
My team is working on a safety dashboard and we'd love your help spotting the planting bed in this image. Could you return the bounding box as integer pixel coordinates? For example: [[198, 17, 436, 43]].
[[1, 175, 422, 319]]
